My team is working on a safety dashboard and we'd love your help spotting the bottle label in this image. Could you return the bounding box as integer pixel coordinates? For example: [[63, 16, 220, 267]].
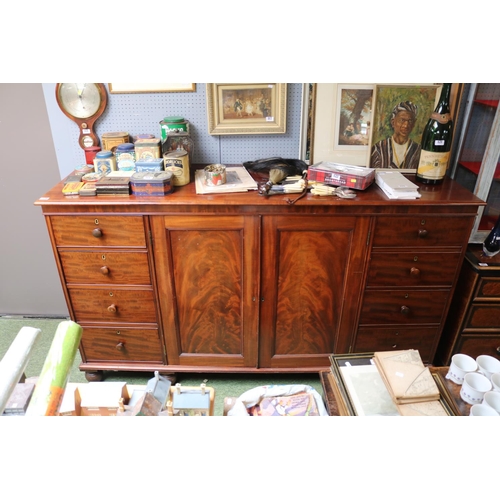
[[431, 112, 451, 124], [417, 150, 450, 179]]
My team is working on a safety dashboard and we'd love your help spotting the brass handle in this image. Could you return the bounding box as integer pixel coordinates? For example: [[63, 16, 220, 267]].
[[400, 305, 410, 315], [116, 342, 124, 351], [92, 228, 103, 238], [418, 229, 428, 238], [107, 304, 117, 313], [410, 267, 420, 277], [100, 266, 109, 275]]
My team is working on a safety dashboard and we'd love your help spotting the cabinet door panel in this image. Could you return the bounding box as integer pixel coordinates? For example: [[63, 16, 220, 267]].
[[259, 215, 369, 368], [466, 303, 500, 329], [152, 215, 259, 367]]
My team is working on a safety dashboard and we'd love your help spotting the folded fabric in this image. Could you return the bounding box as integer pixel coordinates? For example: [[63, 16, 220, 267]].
[[373, 350, 440, 404]]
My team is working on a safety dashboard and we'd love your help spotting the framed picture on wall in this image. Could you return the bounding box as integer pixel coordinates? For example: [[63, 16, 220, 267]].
[[335, 85, 373, 151], [369, 84, 439, 170], [206, 83, 287, 135], [108, 83, 196, 93]]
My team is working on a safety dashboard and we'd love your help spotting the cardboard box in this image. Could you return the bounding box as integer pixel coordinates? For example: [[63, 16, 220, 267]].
[[308, 162, 375, 190]]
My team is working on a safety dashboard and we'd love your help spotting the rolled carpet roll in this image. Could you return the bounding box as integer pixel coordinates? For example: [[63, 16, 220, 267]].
[[25, 320, 83, 416]]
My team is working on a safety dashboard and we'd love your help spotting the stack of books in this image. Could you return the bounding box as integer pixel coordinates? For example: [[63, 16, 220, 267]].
[[375, 170, 421, 199]]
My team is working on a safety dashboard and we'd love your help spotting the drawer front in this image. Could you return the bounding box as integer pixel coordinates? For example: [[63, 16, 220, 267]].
[[372, 216, 473, 248], [360, 290, 449, 325], [455, 334, 500, 361], [354, 326, 438, 363], [59, 250, 151, 285], [475, 277, 500, 299], [465, 303, 500, 329], [68, 288, 156, 323], [51, 215, 146, 247], [81, 326, 163, 363], [367, 251, 461, 287]]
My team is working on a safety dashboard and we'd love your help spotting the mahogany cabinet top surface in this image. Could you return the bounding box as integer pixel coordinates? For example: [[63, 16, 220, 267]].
[[35, 165, 485, 215]]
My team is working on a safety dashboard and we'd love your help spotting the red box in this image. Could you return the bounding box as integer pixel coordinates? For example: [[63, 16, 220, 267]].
[[308, 162, 375, 190]]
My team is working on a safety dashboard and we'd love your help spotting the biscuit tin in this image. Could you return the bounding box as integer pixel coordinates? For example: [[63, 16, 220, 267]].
[[130, 171, 173, 196]]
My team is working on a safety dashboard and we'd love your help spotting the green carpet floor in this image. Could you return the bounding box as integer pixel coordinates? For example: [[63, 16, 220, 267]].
[[0, 317, 325, 416]]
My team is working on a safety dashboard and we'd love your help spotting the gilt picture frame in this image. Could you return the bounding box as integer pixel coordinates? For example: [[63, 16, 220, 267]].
[[108, 83, 196, 93], [206, 83, 287, 135]]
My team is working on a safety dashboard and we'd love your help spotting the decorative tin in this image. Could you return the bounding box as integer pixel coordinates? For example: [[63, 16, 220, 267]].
[[84, 146, 101, 165], [135, 158, 164, 172], [130, 171, 173, 196], [93, 150, 117, 175], [115, 143, 136, 171], [204, 164, 227, 186], [101, 132, 129, 153], [160, 116, 189, 141], [162, 131, 194, 159], [135, 138, 161, 160], [164, 150, 190, 186]]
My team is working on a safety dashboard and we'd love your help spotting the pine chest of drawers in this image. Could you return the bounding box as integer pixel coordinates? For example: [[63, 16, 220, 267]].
[[36, 169, 484, 380]]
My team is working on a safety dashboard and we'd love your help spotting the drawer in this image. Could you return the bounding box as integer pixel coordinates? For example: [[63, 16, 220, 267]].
[[59, 250, 151, 285], [455, 334, 500, 361], [80, 326, 164, 363], [475, 277, 500, 299], [372, 216, 473, 248], [68, 288, 156, 323], [354, 326, 438, 363], [51, 215, 146, 247], [359, 289, 450, 325], [367, 251, 461, 287], [465, 303, 500, 329]]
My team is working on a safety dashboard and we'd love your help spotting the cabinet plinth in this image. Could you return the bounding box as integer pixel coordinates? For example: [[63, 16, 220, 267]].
[[35, 167, 484, 377]]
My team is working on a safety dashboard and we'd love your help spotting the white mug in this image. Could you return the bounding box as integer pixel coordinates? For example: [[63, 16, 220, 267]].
[[476, 355, 500, 380], [482, 391, 500, 413], [460, 372, 492, 405], [470, 404, 499, 416], [446, 353, 478, 385], [491, 372, 500, 393]]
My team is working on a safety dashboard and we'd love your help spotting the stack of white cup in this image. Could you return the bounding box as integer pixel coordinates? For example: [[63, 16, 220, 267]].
[[446, 353, 500, 416]]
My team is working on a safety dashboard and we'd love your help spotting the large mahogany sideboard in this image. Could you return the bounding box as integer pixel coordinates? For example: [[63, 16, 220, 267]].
[[35, 168, 484, 381]]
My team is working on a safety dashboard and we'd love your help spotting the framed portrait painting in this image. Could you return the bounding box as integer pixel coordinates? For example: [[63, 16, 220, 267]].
[[369, 84, 439, 170], [206, 83, 287, 135]]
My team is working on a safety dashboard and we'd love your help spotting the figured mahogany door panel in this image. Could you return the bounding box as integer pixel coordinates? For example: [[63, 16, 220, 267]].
[[80, 326, 164, 363], [59, 250, 151, 285], [50, 215, 146, 247], [259, 215, 370, 368], [151, 215, 260, 367], [464, 304, 500, 329], [354, 326, 439, 363], [359, 289, 449, 325], [475, 277, 500, 299], [455, 334, 500, 361], [372, 216, 474, 249], [367, 251, 461, 287], [68, 287, 156, 323]]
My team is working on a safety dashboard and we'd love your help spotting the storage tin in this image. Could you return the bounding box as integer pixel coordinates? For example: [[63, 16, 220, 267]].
[[101, 132, 129, 152], [135, 158, 164, 172], [115, 143, 136, 171], [130, 171, 173, 196], [162, 131, 194, 159], [164, 150, 190, 186], [160, 116, 189, 140], [307, 162, 375, 190], [84, 146, 101, 165], [93, 150, 117, 175], [135, 138, 161, 160]]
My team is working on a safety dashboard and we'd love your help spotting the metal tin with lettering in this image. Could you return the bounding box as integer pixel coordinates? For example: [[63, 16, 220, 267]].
[[115, 143, 136, 171], [135, 138, 161, 160], [160, 116, 189, 141], [164, 150, 189, 186], [135, 158, 164, 172], [93, 150, 116, 175], [101, 132, 129, 153], [130, 171, 173, 196]]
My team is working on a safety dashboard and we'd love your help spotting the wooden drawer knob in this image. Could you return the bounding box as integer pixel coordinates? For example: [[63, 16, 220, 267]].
[[92, 228, 103, 238], [100, 266, 109, 275], [418, 229, 428, 238], [116, 342, 124, 351], [107, 304, 117, 313], [400, 305, 410, 315], [410, 267, 420, 277], [497, 346, 500, 355]]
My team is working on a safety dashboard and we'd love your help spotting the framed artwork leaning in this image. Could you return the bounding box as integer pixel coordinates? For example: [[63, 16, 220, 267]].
[[369, 84, 439, 171], [206, 83, 287, 135]]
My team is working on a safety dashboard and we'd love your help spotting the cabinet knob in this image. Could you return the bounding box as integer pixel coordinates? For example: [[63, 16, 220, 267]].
[[116, 342, 124, 351], [92, 228, 103, 238], [392, 344, 397, 349], [410, 267, 420, 277], [418, 229, 428, 238], [497, 346, 500, 355], [107, 304, 117, 313], [100, 266, 109, 275], [400, 305, 410, 315]]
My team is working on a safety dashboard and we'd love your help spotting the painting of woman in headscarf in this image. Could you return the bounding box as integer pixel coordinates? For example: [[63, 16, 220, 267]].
[[369, 85, 438, 169]]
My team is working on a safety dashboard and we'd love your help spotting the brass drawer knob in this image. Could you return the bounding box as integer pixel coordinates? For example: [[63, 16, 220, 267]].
[[400, 305, 410, 315], [92, 228, 103, 238], [100, 266, 109, 275], [410, 267, 420, 277], [107, 304, 117, 313]]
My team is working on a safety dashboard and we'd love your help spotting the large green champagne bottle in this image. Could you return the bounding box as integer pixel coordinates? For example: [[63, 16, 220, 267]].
[[416, 83, 453, 184]]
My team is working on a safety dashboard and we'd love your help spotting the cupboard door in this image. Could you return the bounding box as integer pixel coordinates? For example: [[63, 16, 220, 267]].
[[259, 215, 370, 369], [151, 215, 260, 368]]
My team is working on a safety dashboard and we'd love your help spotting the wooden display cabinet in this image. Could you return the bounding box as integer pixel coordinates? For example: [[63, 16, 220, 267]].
[[35, 167, 483, 381]]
